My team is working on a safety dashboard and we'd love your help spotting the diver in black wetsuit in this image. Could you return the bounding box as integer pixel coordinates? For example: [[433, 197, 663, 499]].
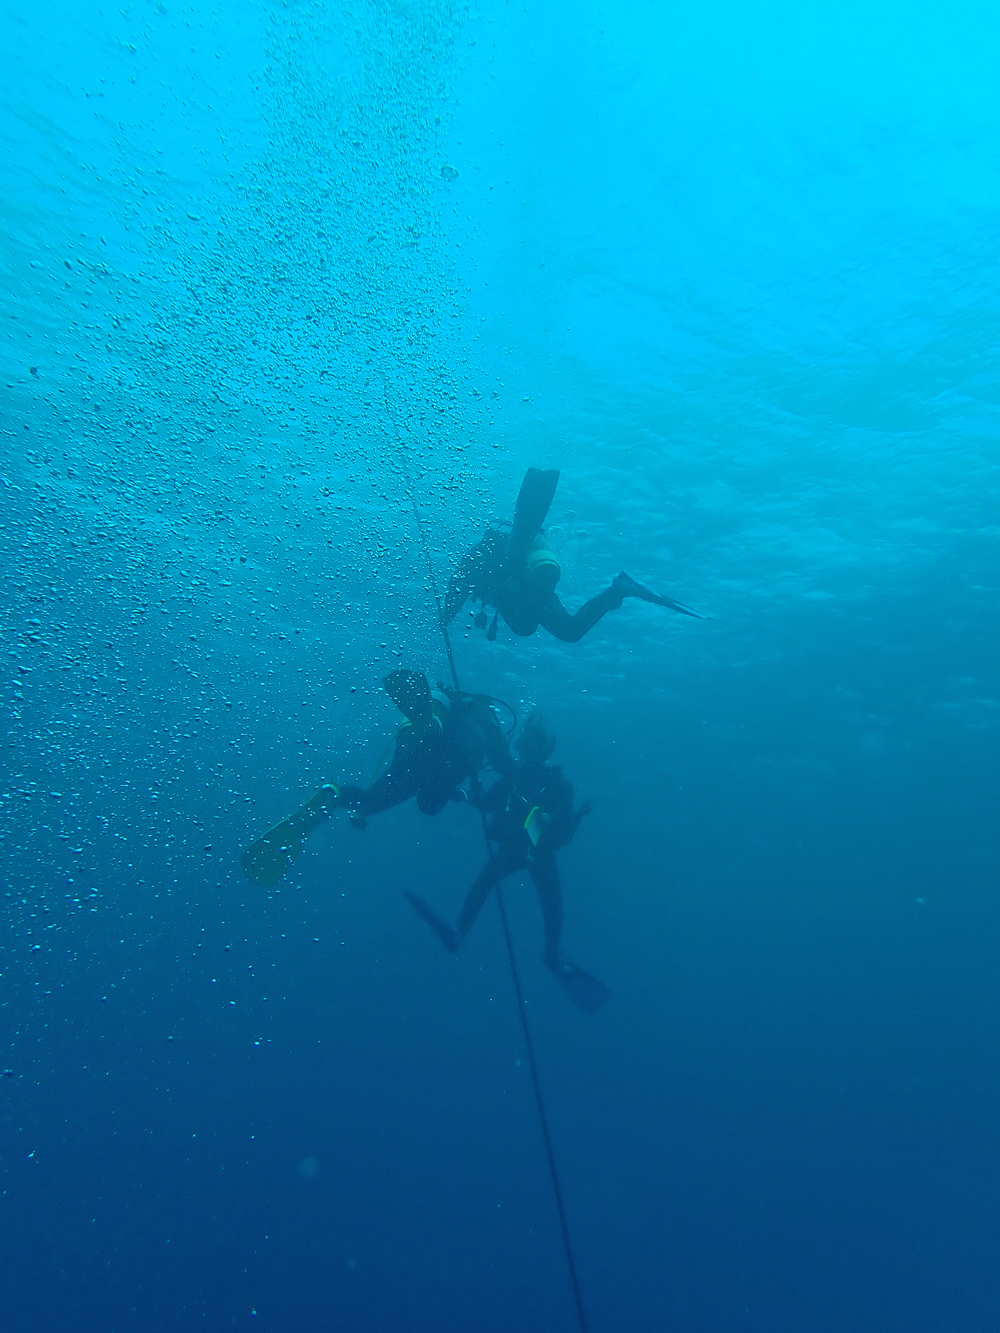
[[239, 670, 513, 888], [441, 467, 704, 644], [406, 713, 610, 1013]]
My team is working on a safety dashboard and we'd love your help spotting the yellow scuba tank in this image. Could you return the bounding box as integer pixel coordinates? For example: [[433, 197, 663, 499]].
[[524, 534, 560, 590]]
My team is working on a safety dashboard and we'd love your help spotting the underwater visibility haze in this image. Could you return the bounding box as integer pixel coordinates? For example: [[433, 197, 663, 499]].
[[3, 1, 1000, 1329]]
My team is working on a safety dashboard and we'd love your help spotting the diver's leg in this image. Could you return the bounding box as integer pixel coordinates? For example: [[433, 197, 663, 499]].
[[535, 585, 623, 643], [291, 784, 342, 830], [456, 848, 522, 941], [416, 788, 449, 816], [409, 845, 524, 954], [529, 854, 564, 966], [415, 739, 468, 815], [405, 892, 461, 953], [353, 768, 418, 818], [416, 758, 463, 816]]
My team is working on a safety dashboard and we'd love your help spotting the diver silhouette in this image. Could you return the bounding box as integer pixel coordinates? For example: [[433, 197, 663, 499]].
[[441, 467, 704, 643], [406, 712, 610, 1014], [240, 670, 513, 888]]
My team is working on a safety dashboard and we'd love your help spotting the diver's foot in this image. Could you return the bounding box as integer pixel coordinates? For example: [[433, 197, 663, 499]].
[[614, 572, 704, 619], [405, 892, 460, 954], [319, 784, 366, 827], [305, 783, 341, 817]]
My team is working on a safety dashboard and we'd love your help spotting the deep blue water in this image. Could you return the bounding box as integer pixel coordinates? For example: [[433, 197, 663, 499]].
[[3, 2, 1000, 1329]]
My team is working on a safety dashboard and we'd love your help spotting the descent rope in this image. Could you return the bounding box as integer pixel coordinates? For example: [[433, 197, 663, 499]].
[[388, 413, 589, 1333]]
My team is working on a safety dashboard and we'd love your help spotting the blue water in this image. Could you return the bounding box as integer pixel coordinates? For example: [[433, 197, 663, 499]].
[[3, 2, 1000, 1329]]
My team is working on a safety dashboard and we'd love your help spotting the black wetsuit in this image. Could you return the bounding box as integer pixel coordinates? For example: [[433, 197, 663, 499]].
[[441, 467, 701, 642], [441, 468, 624, 643], [239, 685, 515, 890], [337, 694, 514, 819], [456, 759, 585, 962], [442, 503, 629, 645], [442, 530, 623, 644]]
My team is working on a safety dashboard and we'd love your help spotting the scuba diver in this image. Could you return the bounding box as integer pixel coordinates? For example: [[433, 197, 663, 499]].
[[406, 712, 611, 1014], [441, 466, 705, 644], [240, 670, 514, 889]]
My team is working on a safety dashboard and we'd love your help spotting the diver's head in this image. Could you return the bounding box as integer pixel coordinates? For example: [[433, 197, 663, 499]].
[[524, 534, 560, 592], [515, 711, 556, 764]]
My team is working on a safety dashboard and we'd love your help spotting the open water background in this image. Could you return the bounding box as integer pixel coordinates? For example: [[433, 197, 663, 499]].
[[2, 2, 1000, 1329]]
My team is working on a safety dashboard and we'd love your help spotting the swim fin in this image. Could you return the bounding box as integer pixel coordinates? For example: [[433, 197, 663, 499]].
[[507, 468, 560, 570], [383, 670, 435, 731], [614, 572, 708, 619], [239, 786, 339, 887], [547, 953, 611, 1014], [405, 891, 461, 954]]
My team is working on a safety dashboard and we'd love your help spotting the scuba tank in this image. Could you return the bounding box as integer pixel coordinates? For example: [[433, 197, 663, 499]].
[[523, 534, 560, 590], [443, 468, 563, 639], [467, 529, 561, 639]]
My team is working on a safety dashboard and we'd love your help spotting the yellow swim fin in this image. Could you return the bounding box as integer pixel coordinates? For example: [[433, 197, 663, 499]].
[[239, 785, 339, 887]]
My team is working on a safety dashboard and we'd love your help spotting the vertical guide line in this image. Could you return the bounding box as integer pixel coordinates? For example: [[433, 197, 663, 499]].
[[385, 396, 589, 1332], [383, 391, 460, 689], [492, 857, 591, 1333], [410, 491, 460, 691]]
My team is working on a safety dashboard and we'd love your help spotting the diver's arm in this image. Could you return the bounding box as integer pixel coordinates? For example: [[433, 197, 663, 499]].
[[473, 776, 510, 812], [535, 771, 585, 847]]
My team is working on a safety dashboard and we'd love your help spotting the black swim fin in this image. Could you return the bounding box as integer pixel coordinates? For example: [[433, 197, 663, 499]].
[[405, 891, 461, 954], [507, 468, 560, 569], [614, 572, 708, 619], [383, 669, 435, 730], [547, 953, 611, 1014]]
